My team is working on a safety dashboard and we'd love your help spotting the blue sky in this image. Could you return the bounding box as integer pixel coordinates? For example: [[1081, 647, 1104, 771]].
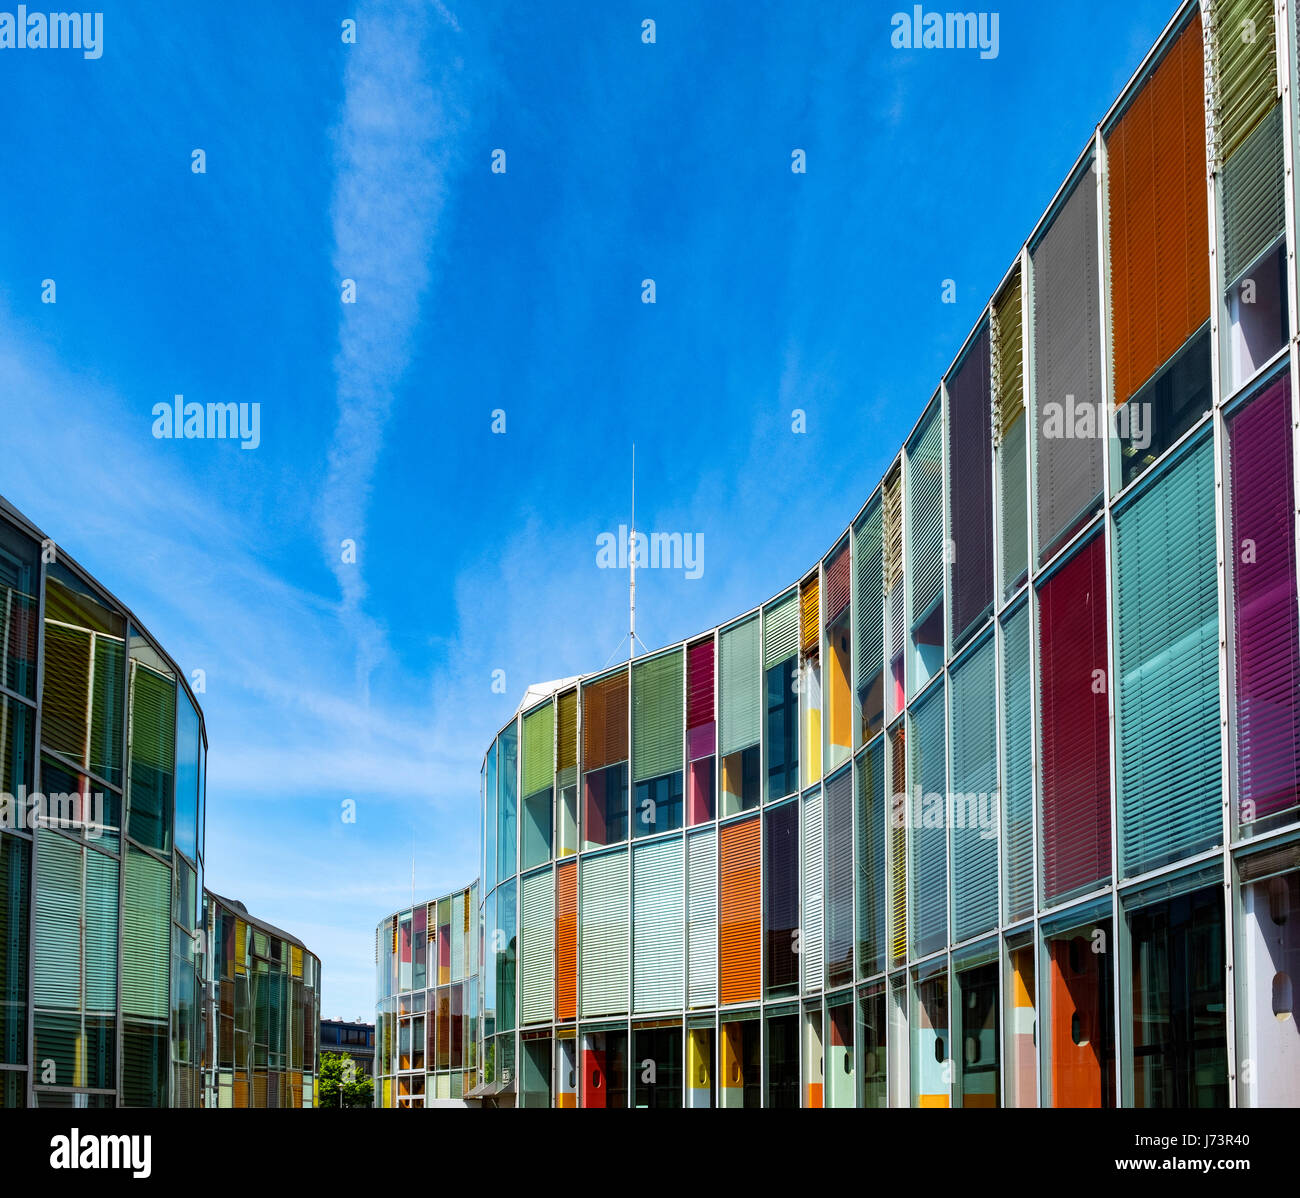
[[0, 0, 1179, 1019]]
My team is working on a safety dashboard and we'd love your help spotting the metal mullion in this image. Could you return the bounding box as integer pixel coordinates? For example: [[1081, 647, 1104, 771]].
[[25, 546, 48, 1109], [1092, 123, 1125, 1111], [1202, 1, 1244, 1106], [624, 667, 631, 1110], [0, 679, 36, 712]]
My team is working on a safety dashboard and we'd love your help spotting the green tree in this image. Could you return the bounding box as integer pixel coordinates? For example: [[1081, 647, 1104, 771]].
[[317, 1051, 374, 1109]]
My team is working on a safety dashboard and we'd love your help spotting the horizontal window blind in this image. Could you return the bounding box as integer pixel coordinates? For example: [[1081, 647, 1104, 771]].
[[949, 638, 999, 941], [909, 682, 947, 958], [686, 638, 715, 730], [889, 728, 907, 965], [824, 544, 850, 624], [764, 592, 799, 669], [555, 860, 577, 1020], [520, 870, 554, 1024], [994, 271, 1025, 439], [451, 891, 466, 982], [908, 405, 945, 626], [1001, 418, 1029, 597], [719, 618, 761, 755], [719, 817, 761, 1004], [1039, 535, 1111, 904], [1230, 377, 1300, 822], [687, 827, 718, 1007], [41, 623, 90, 774], [1116, 435, 1221, 876], [123, 846, 171, 1020], [84, 848, 118, 1016], [825, 767, 854, 988], [856, 739, 886, 977], [1033, 164, 1104, 563], [122, 1020, 167, 1107], [632, 650, 684, 783], [557, 689, 578, 779], [884, 468, 904, 593], [521, 702, 554, 798], [800, 791, 823, 993], [1001, 604, 1035, 922], [633, 837, 685, 1012], [994, 271, 1029, 596], [579, 850, 629, 1018], [1107, 12, 1209, 405], [854, 502, 884, 685], [801, 575, 820, 656], [948, 326, 994, 646], [582, 670, 628, 772], [1208, 0, 1278, 168], [1220, 100, 1286, 284], [34, 831, 81, 1009], [128, 660, 175, 851]]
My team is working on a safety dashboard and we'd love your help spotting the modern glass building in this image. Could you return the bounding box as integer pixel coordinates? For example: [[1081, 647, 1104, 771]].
[[463, 0, 1300, 1108], [374, 881, 481, 1107], [0, 495, 208, 1108], [201, 891, 322, 1108], [320, 1018, 375, 1080]]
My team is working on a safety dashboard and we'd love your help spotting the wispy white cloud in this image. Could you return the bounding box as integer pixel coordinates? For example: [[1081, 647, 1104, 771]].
[[323, 0, 466, 696]]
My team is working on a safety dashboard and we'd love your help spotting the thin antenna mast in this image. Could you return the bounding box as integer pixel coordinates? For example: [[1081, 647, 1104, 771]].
[[629, 443, 636, 661]]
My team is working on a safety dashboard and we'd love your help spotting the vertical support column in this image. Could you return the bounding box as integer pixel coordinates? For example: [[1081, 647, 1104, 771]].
[[1203, 0, 1240, 1108]]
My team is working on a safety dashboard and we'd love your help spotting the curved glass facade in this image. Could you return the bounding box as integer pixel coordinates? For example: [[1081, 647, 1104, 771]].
[[201, 892, 322, 1108], [0, 496, 208, 1107], [458, 0, 1300, 1109], [374, 882, 480, 1106]]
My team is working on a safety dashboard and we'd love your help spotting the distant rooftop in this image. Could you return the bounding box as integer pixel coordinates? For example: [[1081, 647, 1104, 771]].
[[515, 675, 581, 715]]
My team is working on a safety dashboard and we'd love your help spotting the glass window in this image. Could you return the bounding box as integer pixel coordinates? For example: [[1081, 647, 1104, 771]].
[[521, 786, 552, 868], [907, 403, 945, 695], [687, 756, 715, 825], [1224, 242, 1287, 396], [0, 835, 30, 1066], [583, 762, 628, 848], [0, 521, 39, 700], [764, 801, 798, 998], [581, 1029, 627, 1108], [173, 694, 201, 863], [856, 740, 886, 979], [1237, 867, 1300, 1106], [826, 995, 855, 1108], [765, 659, 798, 801], [495, 880, 516, 1034], [1004, 938, 1037, 1107], [686, 1025, 714, 1108], [484, 744, 497, 895], [764, 1010, 799, 1108], [1044, 913, 1115, 1107], [496, 724, 517, 880], [721, 745, 759, 817], [42, 563, 125, 788], [520, 1036, 552, 1108], [1127, 883, 1227, 1107], [826, 609, 853, 771], [802, 1001, 823, 1107], [633, 1025, 682, 1108], [557, 778, 579, 856], [955, 958, 999, 1108], [720, 1015, 760, 1108], [1118, 329, 1210, 488], [633, 771, 682, 837], [910, 970, 949, 1108], [857, 983, 887, 1108]]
